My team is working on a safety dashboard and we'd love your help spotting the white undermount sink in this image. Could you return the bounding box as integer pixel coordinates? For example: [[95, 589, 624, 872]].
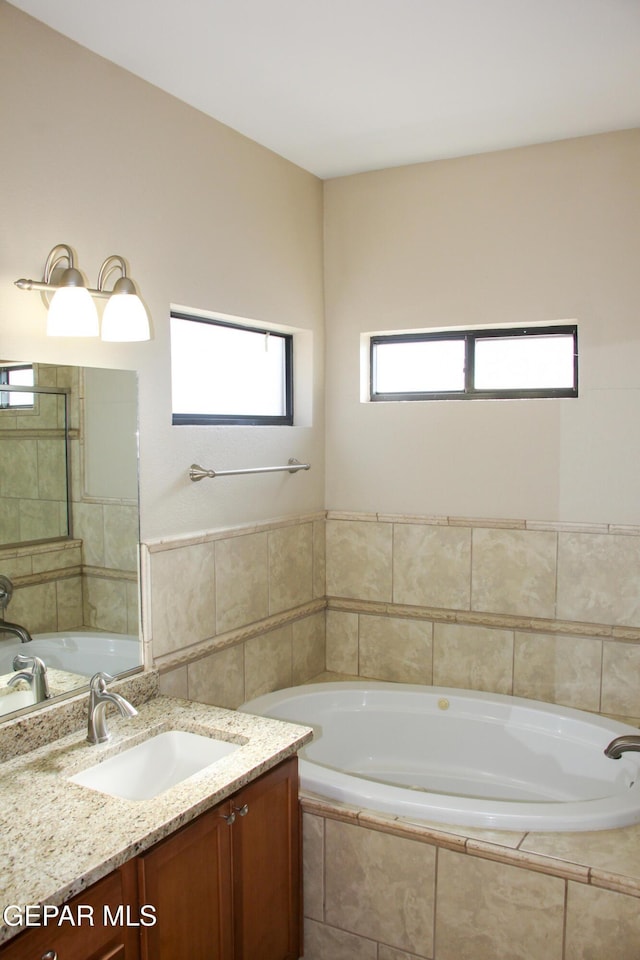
[[70, 730, 241, 801]]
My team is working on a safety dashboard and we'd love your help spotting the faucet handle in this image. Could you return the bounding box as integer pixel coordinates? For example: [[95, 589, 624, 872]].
[[89, 671, 115, 693], [13, 654, 34, 671]]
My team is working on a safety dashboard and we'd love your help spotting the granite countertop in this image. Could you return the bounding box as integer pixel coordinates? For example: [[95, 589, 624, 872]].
[[0, 694, 313, 945]]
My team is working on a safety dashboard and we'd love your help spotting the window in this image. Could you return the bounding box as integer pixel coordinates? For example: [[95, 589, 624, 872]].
[[171, 312, 293, 425], [370, 325, 577, 401], [0, 364, 34, 408]]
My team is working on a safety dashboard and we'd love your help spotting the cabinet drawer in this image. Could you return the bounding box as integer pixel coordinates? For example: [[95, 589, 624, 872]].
[[0, 863, 139, 960]]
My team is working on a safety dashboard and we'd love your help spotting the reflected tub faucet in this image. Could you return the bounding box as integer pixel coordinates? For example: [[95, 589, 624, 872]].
[[87, 672, 138, 744], [0, 619, 33, 644], [8, 654, 50, 702]]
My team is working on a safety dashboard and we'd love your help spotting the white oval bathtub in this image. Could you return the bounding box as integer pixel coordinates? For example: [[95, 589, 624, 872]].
[[0, 631, 140, 676], [240, 682, 640, 832]]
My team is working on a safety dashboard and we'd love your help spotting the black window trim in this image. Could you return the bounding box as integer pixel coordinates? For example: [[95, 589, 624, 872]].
[[370, 324, 578, 402], [0, 363, 34, 410], [171, 311, 294, 426]]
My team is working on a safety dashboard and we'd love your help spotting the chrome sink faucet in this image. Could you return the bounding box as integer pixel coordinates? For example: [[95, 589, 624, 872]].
[[87, 672, 138, 744], [8, 654, 50, 702]]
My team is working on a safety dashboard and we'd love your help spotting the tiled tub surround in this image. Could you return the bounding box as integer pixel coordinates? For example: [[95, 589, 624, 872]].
[[144, 513, 327, 707], [325, 513, 640, 723], [0, 686, 312, 947], [301, 795, 640, 960]]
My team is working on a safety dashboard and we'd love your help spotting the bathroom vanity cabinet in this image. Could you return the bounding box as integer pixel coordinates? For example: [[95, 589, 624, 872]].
[[139, 756, 301, 960], [0, 862, 140, 960], [0, 758, 300, 960]]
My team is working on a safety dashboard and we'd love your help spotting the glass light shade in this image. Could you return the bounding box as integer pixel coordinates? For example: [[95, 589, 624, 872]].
[[46, 286, 99, 337], [101, 293, 151, 342]]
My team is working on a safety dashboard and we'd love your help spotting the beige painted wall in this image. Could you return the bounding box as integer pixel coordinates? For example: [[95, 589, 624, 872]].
[[324, 130, 640, 524], [0, 2, 325, 540]]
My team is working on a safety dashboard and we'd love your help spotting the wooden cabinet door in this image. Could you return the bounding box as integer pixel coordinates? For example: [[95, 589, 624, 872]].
[[0, 863, 139, 960], [138, 802, 233, 960], [231, 757, 300, 960]]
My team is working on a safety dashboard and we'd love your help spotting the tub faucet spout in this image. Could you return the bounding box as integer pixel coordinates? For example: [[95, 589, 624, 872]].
[[604, 735, 640, 759], [87, 672, 138, 744], [0, 619, 33, 644]]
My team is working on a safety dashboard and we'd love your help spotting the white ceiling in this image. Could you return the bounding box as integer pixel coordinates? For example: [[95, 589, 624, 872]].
[[8, 0, 640, 179]]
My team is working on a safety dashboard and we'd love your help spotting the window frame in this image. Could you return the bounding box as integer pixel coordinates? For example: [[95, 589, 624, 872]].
[[370, 324, 578, 402], [0, 364, 35, 409], [171, 312, 294, 426]]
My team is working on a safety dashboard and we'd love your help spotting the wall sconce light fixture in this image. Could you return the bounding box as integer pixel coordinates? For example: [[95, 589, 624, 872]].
[[15, 243, 151, 342]]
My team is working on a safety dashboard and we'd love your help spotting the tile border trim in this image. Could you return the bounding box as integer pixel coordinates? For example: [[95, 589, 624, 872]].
[[154, 598, 327, 673], [326, 597, 640, 643], [300, 793, 640, 898]]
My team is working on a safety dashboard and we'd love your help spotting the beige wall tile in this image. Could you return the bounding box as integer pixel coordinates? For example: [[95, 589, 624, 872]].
[[55, 576, 84, 631], [434, 622, 514, 693], [565, 882, 640, 960], [326, 610, 359, 674], [36, 437, 67, 501], [324, 819, 435, 956], [20, 498, 64, 541], [149, 541, 216, 657], [269, 522, 313, 614], [244, 624, 292, 701], [9, 581, 57, 633], [32, 544, 82, 573], [326, 519, 392, 601], [513, 632, 602, 711], [393, 522, 471, 609], [103, 503, 139, 572], [558, 532, 640, 627], [359, 614, 432, 684], [188, 645, 245, 709], [313, 518, 326, 599], [2, 438, 38, 498], [83, 576, 128, 633], [435, 849, 565, 960], [472, 528, 557, 618], [601, 640, 640, 718], [0, 499, 19, 543], [378, 946, 430, 960], [303, 919, 377, 960], [125, 578, 139, 635], [293, 612, 325, 684], [302, 813, 324, 922], [215, 531, 268, 633], [158, 665, 188, 699], [73, 501, 105, 567]]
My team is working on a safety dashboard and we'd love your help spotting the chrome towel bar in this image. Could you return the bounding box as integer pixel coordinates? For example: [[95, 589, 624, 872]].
[[189, 458, 311, 481]]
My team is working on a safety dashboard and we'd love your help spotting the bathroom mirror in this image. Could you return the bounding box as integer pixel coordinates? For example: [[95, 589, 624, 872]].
[[0, 361, 142, 721]]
